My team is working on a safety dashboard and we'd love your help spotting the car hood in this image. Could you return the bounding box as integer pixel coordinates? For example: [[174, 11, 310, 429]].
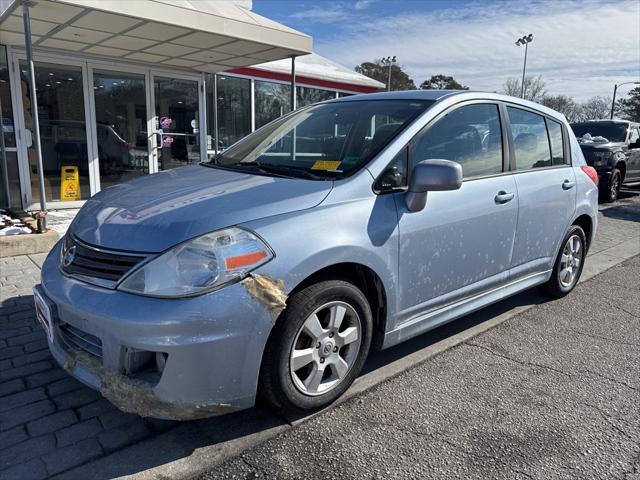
[[578, 141, 625, 152], [71, 165, 333, 252]]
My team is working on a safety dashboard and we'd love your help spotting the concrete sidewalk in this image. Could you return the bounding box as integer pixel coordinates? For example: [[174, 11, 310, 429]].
[[0, 194, 638, 480]]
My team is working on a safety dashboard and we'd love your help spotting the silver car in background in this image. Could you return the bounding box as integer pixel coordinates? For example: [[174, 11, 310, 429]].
[[34, 91, 599, 419]]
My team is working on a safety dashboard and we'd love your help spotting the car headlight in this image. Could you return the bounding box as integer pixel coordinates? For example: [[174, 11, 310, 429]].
[[118, 227, 273, 298]]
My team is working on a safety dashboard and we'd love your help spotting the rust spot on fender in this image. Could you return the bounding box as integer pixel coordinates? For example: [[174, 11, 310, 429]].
[[241, 274, 287, 316]]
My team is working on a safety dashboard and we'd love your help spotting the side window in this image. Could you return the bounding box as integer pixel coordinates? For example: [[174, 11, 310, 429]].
[[507, 107, 552, 170], [410, 104, 503, 178], [374, 148, 407, 192], [546, 119, 565, 166], [629, 128, 639, 144]]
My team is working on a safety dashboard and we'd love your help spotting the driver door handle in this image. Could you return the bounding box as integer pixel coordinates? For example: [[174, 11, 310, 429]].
[[562, 179, 576, 190], [494, 191, 515, 204]]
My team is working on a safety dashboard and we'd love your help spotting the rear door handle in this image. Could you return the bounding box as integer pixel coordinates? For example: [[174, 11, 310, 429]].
[[494, 191, 515, 204], [562, 179, 576, 190]]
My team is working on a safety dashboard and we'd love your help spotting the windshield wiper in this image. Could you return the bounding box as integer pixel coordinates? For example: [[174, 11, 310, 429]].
[[255, 164, 328, 180]]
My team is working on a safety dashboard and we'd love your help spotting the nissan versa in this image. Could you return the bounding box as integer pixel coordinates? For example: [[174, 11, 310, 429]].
[[34, 91, 599, 419]]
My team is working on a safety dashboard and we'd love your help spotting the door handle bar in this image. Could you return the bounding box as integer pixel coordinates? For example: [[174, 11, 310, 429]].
[[562, 179, 576, 190], [494, 191, 515, 204]]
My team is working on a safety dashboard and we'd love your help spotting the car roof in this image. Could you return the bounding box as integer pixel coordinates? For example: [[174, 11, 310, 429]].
[[326, 90, 568, 123]]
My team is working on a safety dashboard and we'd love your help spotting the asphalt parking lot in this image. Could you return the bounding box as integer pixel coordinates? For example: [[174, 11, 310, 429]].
[[0, 188, 639, 480], [202, 253, 640, 480]]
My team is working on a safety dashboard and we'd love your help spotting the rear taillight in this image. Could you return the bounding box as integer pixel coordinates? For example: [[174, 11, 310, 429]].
[[581, 165, 599, 187]]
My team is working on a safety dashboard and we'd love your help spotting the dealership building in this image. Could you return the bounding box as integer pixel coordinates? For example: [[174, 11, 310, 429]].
[[0, 0, 383, 211]]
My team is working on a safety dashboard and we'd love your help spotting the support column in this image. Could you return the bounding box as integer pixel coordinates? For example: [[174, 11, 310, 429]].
[[290, 56, 296, 111], [22, 3, 47, 223]]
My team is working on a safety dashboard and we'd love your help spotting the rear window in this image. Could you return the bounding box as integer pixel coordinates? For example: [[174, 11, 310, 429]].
[[507, 107, 552, 170], [546, 119, 565, 166]]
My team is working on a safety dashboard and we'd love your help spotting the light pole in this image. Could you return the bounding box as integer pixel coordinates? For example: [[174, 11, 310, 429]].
[[515, 34, 533, 99], [381, 56, 396, 92], [610, 81, 640, 119]]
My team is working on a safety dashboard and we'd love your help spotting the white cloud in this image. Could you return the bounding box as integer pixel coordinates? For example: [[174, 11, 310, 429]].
[[315, 0, 640, 100], [354, 0, 376, 10], [289, 5, 347, 22]]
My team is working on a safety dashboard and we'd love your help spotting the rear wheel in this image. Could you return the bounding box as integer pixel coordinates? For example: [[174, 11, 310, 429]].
[[544, 225, 586, 298], [259, 280, 372, 413], [601, 168, 621, 203]]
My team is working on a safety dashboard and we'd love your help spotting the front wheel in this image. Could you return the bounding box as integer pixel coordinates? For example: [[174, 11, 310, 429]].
[[259, 280, 372, 413], [544, 225, 587, 298]]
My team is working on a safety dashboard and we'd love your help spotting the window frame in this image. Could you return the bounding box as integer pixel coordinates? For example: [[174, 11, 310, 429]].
[[502, 101, 572, 173], [373, 100, 511, 194]]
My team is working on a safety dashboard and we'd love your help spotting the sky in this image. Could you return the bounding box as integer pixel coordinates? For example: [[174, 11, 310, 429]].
[[252, 0, 640, 101]]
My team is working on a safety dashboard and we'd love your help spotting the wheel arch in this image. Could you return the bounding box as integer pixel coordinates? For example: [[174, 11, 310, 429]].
[[572, 214, 594, 251], [289, 262, 388, 351], [614, 160, 626, 182]]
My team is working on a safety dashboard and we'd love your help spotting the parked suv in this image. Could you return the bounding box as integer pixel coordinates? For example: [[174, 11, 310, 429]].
[[34, 91, 598, 419], [570, 120, 640, 202]]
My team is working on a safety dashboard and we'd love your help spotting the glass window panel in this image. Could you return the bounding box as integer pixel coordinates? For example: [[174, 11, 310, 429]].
[[20, 61, 90, 203], [212, 100, 432, 179], [338, 92, 354, 98], [154, 77, 200, 170], [254, 80, 291, 129], [411, 104, 503, 178], [507, 107, 552, 170], [0, 151, 21, 208], [1, 45, 15, 148], [93, 70, 148, 189], [546, 118, 565, 166], [213, 75, 250, 150], [296, 86, 336, 108]]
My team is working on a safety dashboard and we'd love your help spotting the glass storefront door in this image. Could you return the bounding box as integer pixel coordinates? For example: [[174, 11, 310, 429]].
[[92, 70, 149, 189], [19, 61, 91, 204], [152, 76, 200, 170]]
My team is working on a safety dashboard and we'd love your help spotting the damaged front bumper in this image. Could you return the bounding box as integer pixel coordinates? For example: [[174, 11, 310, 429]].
[[38, 241, 282, 420]]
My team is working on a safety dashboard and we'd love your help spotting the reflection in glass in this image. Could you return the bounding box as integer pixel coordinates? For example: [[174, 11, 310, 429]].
[[154, 77, 200, 170], [20, 61, 90, 203], [255, 80, 291, 129], [93, 71, 148, 189], [1, 46, 15, 148], [0, 151, 20, 208], [212, 75, 251, 150], [296, 86, 335, 108]]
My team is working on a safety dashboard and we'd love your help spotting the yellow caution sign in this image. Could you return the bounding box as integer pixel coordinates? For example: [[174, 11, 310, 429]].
[[60, 166, 81, 201]]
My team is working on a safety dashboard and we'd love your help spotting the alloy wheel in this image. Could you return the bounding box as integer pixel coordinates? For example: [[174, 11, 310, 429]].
[[289, 301, 362, 396], [559, 234, 583, 288]]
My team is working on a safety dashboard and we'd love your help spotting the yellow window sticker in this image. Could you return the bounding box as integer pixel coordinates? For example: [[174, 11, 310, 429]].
[[311, 160, 342, 170]]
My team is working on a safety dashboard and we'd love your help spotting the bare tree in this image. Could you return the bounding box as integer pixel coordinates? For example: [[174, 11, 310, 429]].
[[577, 96, 612, 121], [541, 95, 581, 122], [502, 75, 547, 102]]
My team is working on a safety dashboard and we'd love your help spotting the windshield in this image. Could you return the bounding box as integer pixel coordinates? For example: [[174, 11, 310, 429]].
[[570, 122, 628, 143], [205, 99, 434, 179]]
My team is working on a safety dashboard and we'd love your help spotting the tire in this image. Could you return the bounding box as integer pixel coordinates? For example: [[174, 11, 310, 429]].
[[259, 279, 373, 414], [544, 225, 587, 298], [600, 168, 621, 203]]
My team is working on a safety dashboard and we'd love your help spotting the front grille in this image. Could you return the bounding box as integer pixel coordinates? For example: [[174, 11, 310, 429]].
[[62, 235, 146, 282], [58, 322, 103, 358]]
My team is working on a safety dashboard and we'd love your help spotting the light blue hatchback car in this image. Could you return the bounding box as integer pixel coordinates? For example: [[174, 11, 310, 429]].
[[34, 91, 599, 419]]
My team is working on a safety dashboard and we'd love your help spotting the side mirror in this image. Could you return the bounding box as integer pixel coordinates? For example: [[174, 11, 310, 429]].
[[405, 159, 463, 212]]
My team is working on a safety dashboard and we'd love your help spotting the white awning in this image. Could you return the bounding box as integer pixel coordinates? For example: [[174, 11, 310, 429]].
[[251, 52, 386, 90], [0, 0, 312, 73]]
